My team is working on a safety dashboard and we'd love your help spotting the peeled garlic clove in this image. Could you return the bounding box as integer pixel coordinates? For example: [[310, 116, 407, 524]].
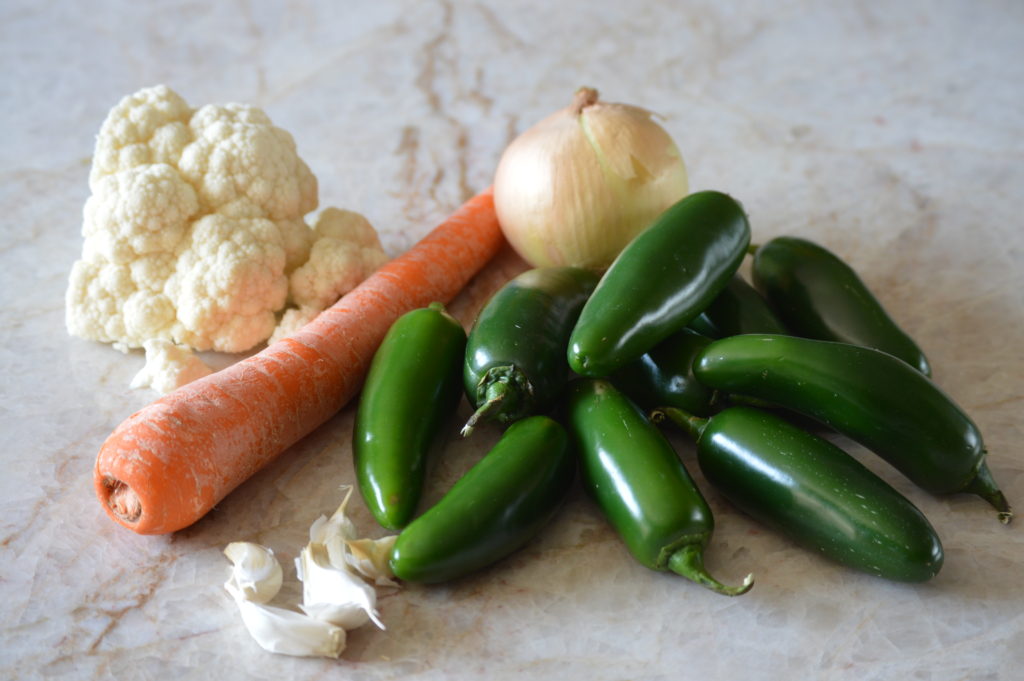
[[297, 544, 384, 630], [234, 599, 346, 658], [223, 542, 284, 604]]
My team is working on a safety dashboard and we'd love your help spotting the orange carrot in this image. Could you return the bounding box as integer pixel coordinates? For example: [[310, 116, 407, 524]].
[[94, 188, 504, 535]]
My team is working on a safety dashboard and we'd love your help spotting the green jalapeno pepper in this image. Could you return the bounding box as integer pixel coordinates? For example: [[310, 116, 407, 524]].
[[752, 236, 931, 375], [688, 273, 788, 338], [353, 302, 466, 530], [693, 334, 1011, 522], [568, 190, 751, 377], [389, 415, 574, 583], [610, 328, 715, 417], [462, 266, 599, 436], [564, 378, 753, 596], [657, 405, 944, 582]]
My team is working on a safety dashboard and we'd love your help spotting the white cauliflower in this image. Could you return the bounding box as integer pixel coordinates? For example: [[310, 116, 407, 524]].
[[267, 209, 388, 346], [130, 339, 214, 394], [290, 208, 389, 310], [66, 85, 387, 377], [267, 307, 321, 346]]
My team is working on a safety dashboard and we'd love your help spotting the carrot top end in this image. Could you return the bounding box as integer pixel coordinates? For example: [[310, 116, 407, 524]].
[[101, 475, 143, 524]]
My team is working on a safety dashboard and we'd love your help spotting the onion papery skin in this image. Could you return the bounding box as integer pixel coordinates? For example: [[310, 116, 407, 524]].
[[494, 92, 688, 271]]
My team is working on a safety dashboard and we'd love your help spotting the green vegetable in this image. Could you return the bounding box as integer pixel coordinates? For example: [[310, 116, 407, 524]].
[[694, 334, 1012, 522], [660, 405, 944, 582], [688, 273, 788, 338], [564, 378, 753, 596], [462, 266, 599, 435], [568, 190, 751, 377], [353, 302, 466, 530], [610, 328, 715, 416], [390, 416, 575, 583], [752, 236, 931, 375]]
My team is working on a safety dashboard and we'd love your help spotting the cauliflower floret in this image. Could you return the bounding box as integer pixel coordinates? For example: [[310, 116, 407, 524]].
[[89, 85, 194, 188], [166, 214, 289, 352], [130, 339, 214, 395], [181, 103, 317, 223], [290, 208, 388, 311], [265, 209, 387, 345], [66, 85, 387, 372], [83, 164, 198, 263], [268, 307, 321, 346], [179, 102, 317, 271]]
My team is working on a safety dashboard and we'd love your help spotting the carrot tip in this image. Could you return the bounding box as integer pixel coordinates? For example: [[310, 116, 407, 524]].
[[102, 476, 142, 524]]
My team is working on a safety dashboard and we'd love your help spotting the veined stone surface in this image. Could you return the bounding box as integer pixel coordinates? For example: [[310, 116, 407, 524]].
[[2, 1, 1022, 679]]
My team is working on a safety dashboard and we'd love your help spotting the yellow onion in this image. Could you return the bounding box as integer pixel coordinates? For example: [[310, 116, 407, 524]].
[[493, 87, 688, 270]]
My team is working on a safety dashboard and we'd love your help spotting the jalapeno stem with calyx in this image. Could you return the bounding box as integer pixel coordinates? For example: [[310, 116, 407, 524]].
[[667, 544, 754, 596], [460, 383, 508, 437], [963, 460, 1013, 524], [461, 368, 530, 437], [651, 407, 709, 441]]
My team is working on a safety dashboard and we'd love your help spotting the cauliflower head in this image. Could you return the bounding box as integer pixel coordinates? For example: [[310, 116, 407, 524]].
[[67, 85, 383, 356]]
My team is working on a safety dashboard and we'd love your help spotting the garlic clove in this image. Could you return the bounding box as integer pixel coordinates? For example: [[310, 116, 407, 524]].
[[343, 536, 399, 587], [233, 599, 346, 658], [223, 542, 284, 604], [224, 542, 346, 658], [296, 543, 384, 630], [312, 486, 398, 585], [222, 487, 396, 657], [309, 486, 359, 545]]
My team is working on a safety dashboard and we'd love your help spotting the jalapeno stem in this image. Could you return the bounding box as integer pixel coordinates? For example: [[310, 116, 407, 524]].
[[651, 407, 709, 441], [462, 366, 533, 437], [461, 381, 518, 437], [667, 544, 754, 596], [963, 460, 1013, 524], [461, 387, 504, 437]]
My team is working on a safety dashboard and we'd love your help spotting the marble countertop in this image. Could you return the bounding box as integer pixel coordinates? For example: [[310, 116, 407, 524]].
[[3, 1, 1022, 679]]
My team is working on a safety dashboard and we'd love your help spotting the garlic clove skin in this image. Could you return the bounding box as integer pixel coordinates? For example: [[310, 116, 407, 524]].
[[221, 487, 394, 658], [223, 542, 284, 604], [309, 485, 359, 546], [343, 536, 399, 587], [296, 485, 390, 629], [494, 88, 688, 271], [234, 599, 346, 658], [296, 544, 384, 630], [310, 486, 398, 586], [224, 542, 346, 658]]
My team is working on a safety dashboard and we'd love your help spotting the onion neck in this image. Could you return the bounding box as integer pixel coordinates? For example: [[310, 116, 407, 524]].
[[571, 87, 600, 115]]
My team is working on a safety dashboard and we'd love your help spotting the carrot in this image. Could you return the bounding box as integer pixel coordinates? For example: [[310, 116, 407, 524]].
[[94, 188, 504, 535]]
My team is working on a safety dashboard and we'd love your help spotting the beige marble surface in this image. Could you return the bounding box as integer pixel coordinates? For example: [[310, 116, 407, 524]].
[[3, 1, 1023, 679]]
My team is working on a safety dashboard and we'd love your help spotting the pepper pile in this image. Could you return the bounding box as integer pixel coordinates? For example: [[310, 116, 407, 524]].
[[352, 190, 1012, 595]]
